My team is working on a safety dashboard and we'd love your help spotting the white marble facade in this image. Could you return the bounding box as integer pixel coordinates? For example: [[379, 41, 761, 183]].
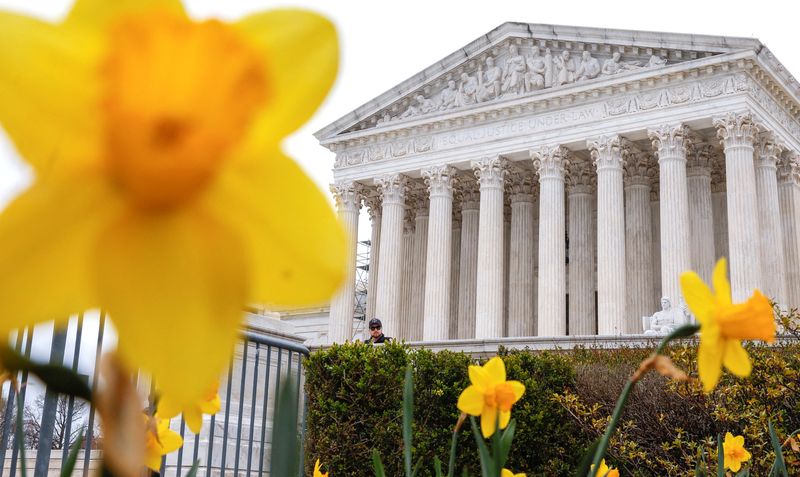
[[318, 23, 800, 342]]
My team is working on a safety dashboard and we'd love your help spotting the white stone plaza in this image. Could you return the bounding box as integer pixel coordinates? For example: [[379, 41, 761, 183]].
[[315, 22, 800, 343]]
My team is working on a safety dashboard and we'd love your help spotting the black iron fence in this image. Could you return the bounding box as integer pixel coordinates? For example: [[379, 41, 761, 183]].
[[1, 315, 309, 477]]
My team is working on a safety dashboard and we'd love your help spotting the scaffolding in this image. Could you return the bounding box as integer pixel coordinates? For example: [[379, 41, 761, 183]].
[[352, 239, 371, 338]]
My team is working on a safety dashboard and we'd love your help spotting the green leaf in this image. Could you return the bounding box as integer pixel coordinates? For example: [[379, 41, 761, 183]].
[[574, 439, 600, 477], [60, 430, 84, 477], [434, 457, 443, 477], [735, 468, 750, 477], [497, 419, 517, 469], [694, 446, 707, 477], [0, 346, 91, 401], [470, 416, 493, 477], [665, 323, 701, 340], [447, 424, 461, 477], [717, 434, 725, 477], [269, 375, 300, 477], [184, 460, 200, 477], [768, 420, 789, 477], [411, 457, 424, 477], [372, 449, 386, 477], [403, 365, 414, 477]]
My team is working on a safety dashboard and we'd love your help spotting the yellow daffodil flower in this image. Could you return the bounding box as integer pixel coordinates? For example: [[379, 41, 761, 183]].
[[501, 469, 525, 477], [0, 0, 345, 408], [680, 258, 775, 392], [144, 414, 183, 472], [313, 458, 329, 477], [723, 432, 752, 472], [590, 459, 619, 477], [157, 380, 221, 434], [457, 356, 525, 438]]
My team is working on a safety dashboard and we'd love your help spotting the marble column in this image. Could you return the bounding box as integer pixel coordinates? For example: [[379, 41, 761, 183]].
[[449, 204, 462, 339], [503, 204, 511, 335], [422, 165, 456, 341], [364, 194, 382, 322], [532, 145, 569, 336], [754, 135, 787, 304], [624, 151, 655, 332], [472, 157, 507, 338], [778, 153, 800, 308], [589, 135, 627, 334], [648, 124, 692, 306], [711, 157, 730, 262], [409, 194, 429, 340], [374, 174, 408, 339], [567, 161, 596, 335], [508, 173, 536, 337], [398, 211, 415, 339], [687, 144, 716, 283], [457, 180, 480, 338], [714, 113, 762, 301], [531, 194, 539, 334], [649, 170, 662, 309], [328, 182, 362, 343]]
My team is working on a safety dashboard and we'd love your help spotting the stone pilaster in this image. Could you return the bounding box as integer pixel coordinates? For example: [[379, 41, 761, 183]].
[[449, 201, 462, 339], [457, 178, 480, 338], [508, 172, 536, 337], [408, 191, 429, 340], [714, 113, 762, 300], [778, 153, 800, 308], [567, 160, 596, 335], [374, 173, 409, 339], [363, 193, 382, 322], [421, 165, 456, 341], [648, 124, 692, 306], [623, 149, 655, 332], [754, 134, 787, 305], [532, 145, 570, 336], [472, 157, 508, 338], [711, 155, 730, 263], [687, 143, 716, 283], [328, 181, 362, 343], [589, 135, 627, 335]]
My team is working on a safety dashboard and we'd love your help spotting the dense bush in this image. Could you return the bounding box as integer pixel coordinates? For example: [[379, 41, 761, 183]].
[[304, 338, 800, 476]]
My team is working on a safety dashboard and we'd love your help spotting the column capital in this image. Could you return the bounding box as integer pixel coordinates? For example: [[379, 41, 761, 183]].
[[422, 164, 457, 199], [755, 134, 784, 169], [687, 143, 714, 177], [330, 181, 363, 211], [648, 165, 660, 200], [407, 183, 430, 218], [375, 173, 410, 205], [363, 190, 382, 221], [713, 112, 759, 150], [778, 152, 800, 186], [624, 148, 653, 188], [531, 145, 571, 180], [648, 124, 692, 161], [457, 172, 481, 209], [471, 156, 508, 189], [507, 170, 536, 203], [588, 134, 627, 171], [567, 160, 595, 194]]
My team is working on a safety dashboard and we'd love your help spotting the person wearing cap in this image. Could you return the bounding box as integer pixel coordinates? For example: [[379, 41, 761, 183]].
[[364, 318, 392, 344]]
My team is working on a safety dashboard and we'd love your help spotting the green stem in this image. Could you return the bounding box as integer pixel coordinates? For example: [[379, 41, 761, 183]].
[[588, 324, 699, 475], [446, 426, 460, 477]]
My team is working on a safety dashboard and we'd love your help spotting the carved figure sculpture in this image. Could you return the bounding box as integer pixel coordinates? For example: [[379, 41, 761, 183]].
[[458, 72, 479, 106], [479, 56, 503, 101], [554, 50, 576, 86], [544, 48, 554, 87], [643, 297, 685, 335], [576, 50, 601, 81], [525, 46, 546, 91], [601, 52, 642, 76], [646, 55, 668, 68], [439, 80, 459, 110], [501, 45, 527, 96]]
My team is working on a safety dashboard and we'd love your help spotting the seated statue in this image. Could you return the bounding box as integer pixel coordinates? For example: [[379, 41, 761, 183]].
[[642, 297, 685, 335]]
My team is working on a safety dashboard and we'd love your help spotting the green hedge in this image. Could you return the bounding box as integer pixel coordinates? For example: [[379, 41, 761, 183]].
[[303, 341, 800, 477]]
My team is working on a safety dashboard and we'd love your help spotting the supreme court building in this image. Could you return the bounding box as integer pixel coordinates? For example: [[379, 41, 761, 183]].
[[315, 23, 800, 344]]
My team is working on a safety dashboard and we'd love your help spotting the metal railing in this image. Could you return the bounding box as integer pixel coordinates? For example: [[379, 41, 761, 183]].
[[1, 316, 309, 477]]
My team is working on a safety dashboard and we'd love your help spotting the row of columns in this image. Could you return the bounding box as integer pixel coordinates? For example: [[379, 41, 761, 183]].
[[328, 112, 800, 343]]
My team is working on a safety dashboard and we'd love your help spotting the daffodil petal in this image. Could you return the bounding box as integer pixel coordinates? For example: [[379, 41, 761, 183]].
[[0, 11, 101, 172], [0, 169, 117, 333], [158, 426, 184, 454], [697, 336, 724, 393], [722, 339, 752, 377], [483, 357, 506, 386], [233, 9, 338, 147], [183, 406, 203, 434], [199, 395, 221, 415], [712, 258, 732, 306], [507, 380, 526, 401], [480, 406, 498, 438], [204, 149, 345, 306], [680, 270, 715, 324], [457, 385, 484, 416], [145, 449, 162, 472], [728, 458, 742, 472], [499, 410, 511, 429], [96, 207, 246, 406], [64, 0, 186, 29], [468, 365, 491, 391], [155, 396, 181, 420]]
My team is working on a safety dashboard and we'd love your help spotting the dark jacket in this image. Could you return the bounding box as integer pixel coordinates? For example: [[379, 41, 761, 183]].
[[364, 333, 392, 344]]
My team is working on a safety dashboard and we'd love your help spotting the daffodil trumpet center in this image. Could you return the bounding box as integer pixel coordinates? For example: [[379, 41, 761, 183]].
[[102, 12, 268, 210], [484, 382, 517, 411], [714, 290, 775, 341]]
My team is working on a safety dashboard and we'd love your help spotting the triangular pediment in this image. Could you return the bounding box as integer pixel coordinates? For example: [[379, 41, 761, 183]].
[[316, 22, 763, 141]]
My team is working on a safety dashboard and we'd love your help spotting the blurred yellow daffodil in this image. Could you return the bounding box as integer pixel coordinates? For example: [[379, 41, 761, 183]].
[[590, 459, 619, 477], [144, 414, 183, 472], [457, 356, 525, 438], [500, 469, 525, 477], [723, 432, 751, 472], [157, 380, 221, 434], [313, 458, 329, 477], [0, 0, 345, 407], [680, 258, 775, 392]]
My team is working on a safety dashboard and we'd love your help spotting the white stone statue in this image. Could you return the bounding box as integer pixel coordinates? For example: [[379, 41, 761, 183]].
[[554, 50, 576, 86], [399, 94, 435, 119], [439, 79, 459, 110], [575, 50, 601, 81], [642, 297, 685, 335], [544, 48, 554, 87], [457, 72, 479, 106], [646, 55, 668, 68], [478, 56, 503, 101], [525, 46, 546, 91], [501, 45, 527, 96], [601, 52, 641, 76]]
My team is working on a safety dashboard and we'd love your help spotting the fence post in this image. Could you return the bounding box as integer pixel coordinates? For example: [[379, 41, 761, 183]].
[[33, 329, 68, 477]]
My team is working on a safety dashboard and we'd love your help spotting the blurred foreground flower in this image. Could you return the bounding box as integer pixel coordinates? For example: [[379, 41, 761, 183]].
[[501, 469, 525, 477], [457, 356, 525, 438], [680, 258, 775, 392], [157, 380, 221, 433], [723, 432, 751, 472], [313, 458, 329, 477], [0, 0, 345, 407], [590, 459, 619, 477], [145, 414, 183, 472]]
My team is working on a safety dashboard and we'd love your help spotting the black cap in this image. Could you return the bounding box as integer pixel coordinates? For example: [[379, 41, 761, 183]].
[[368, 318, 382, 328]]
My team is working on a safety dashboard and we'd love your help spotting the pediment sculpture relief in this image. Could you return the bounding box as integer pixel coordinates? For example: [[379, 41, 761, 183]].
[[374, 43, 670, 129]]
